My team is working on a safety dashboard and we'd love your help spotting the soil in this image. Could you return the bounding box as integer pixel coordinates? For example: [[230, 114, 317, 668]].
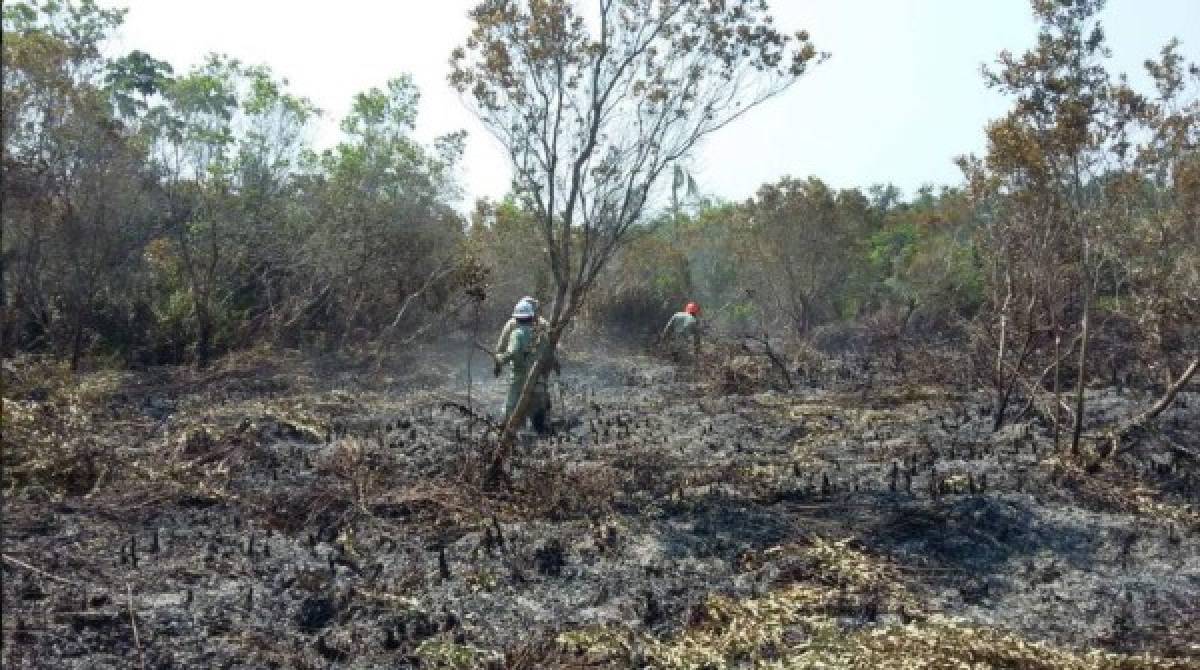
[[2, 339, 1198, 668]]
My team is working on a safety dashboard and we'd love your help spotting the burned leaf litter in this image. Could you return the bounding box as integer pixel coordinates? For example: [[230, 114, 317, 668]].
[[2, 342, 1198, 667]]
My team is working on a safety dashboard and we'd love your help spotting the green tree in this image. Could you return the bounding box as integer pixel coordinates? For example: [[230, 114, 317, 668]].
[[865, 187, 981, 334], [740, 177, 865, 335], [104, 49, 173, 120], [148, 55, 316, 366], [2, 0, 153, 367], [288, 76, 466, 349]]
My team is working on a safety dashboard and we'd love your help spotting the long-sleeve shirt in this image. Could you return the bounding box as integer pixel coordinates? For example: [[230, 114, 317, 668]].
[[497, 321, 559, 378], [496, 316, 551, 355], [661, 312, 700, 349]]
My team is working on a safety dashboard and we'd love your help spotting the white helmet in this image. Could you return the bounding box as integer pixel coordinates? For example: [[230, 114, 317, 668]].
[[512, 300, 536, 319], [521, 295, 539, 311]]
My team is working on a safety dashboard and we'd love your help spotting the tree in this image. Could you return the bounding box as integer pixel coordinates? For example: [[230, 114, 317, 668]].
[[2, 0, 152, 367], [867, 187, 981, 333], [104, 49, 173, 120], [469, 196, 554, 319], [1100, 40, 1199, 456], [2, 3, 471, 368], [147, 55, 316, 366], [286, 76, 467, 349], [739, 177, 866, 335], [962, 0, 1127, 443], [449, 0, 823, 476]]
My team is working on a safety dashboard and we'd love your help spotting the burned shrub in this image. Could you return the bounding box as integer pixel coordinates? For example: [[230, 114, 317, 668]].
[[533, 539, 567, 577], [296, 596, 337, 632]]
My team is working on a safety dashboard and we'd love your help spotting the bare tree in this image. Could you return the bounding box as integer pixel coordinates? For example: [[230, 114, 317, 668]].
[[963, 0, 1128, 446], [1100, 40, 1200, 456], [449, 0, 823, 476]]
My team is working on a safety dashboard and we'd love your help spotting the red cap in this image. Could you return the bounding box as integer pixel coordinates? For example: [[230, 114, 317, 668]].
[[685, 302, 700, 315]]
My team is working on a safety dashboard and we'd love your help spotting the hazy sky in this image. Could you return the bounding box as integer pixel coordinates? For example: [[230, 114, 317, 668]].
[[98, 0, 1199, 208]]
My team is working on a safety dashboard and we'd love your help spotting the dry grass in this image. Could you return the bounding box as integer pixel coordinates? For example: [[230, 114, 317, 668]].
[[554, 537, 1189, 669], [2, 356, 130, 496]]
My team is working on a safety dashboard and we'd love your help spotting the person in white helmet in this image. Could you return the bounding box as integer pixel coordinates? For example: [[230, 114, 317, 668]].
[[494, 299, 559, 433], [495, 296, 550, 354]]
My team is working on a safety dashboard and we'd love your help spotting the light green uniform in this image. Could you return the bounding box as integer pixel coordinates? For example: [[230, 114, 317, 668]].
[[496, 316, 550, 355], [497, 321, 557, 430], [661, 311, 700, 357]]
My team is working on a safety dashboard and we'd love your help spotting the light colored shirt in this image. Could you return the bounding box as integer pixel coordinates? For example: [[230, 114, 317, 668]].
[[496, 316, 550, 354], [662, 312, 700, 348]]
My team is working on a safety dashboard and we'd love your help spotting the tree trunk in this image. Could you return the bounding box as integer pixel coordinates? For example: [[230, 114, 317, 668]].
[[0, 246, 9, 357], [69, 310, 86, 372], [1052, 331, 1062, 450], [993, 387, 1012, 433], [196, 302, 213, 369], [992, 272, 1013, 432], [1070, 284, 1090, 456], [789, 294, 809, 337]]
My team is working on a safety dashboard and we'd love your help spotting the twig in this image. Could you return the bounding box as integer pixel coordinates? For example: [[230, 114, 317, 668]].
[[894, 565, 967, 574], [436, 396, 501, 431], [1164, 436, 1200, 461], [127, 581, 146, 670], [472, 341, 496, 357], [2, 553, 91, 587]]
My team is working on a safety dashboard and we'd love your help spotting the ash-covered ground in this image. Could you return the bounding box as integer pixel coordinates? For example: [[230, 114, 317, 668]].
[[3, 338, 1199, 668]]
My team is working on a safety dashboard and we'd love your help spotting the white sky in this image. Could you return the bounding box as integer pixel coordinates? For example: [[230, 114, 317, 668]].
[[98, 0, 1199, 209]]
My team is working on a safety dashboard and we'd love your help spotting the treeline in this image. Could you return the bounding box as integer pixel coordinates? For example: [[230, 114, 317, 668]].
[[3, 1, 473, 368], [3, 0, 1198, 441], [582, 179, 980, 342], [574, 0, 1199, 443]]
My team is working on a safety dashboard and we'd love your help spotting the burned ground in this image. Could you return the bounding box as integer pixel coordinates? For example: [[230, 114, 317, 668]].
[[2, 340, 1199, 668]]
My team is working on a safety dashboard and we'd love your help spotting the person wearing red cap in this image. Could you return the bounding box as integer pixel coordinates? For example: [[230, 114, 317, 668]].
[[659, 301, 701, 360]]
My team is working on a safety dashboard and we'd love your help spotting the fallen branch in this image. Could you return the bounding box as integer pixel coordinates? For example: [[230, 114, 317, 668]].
[[1102, 357, 1199, 459], [741, 331, 793, 390], [437, 397, 501, 432], [384, 263, 457, 333], [1011, 375, 1074, 433], [127, 581, 146, 670], [2, 553, 93, 588], [370, 262, 462, 370], [472, 341, 496, 357], [1164, 436, 1200, 461]]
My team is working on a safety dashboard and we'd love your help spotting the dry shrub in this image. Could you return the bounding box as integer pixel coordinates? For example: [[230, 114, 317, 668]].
[[608, 445, 684, 498], [788, 338, 832, 384], [501, 634, 574, 669], [414, 636, 504, 669], [699, 341, 775, 395], [1, 357, 126, 495], [810, 321, 875, 356], [517, 458, 625, 520], [317, 437, 405, 515], [896, 341, 975, 387]]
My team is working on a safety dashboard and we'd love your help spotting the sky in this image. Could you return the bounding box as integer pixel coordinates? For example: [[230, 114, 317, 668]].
[[97, 0, 1199, 209]]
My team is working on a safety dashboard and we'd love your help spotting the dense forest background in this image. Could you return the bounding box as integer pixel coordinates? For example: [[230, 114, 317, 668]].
[[3, 0, 1197, 439]]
